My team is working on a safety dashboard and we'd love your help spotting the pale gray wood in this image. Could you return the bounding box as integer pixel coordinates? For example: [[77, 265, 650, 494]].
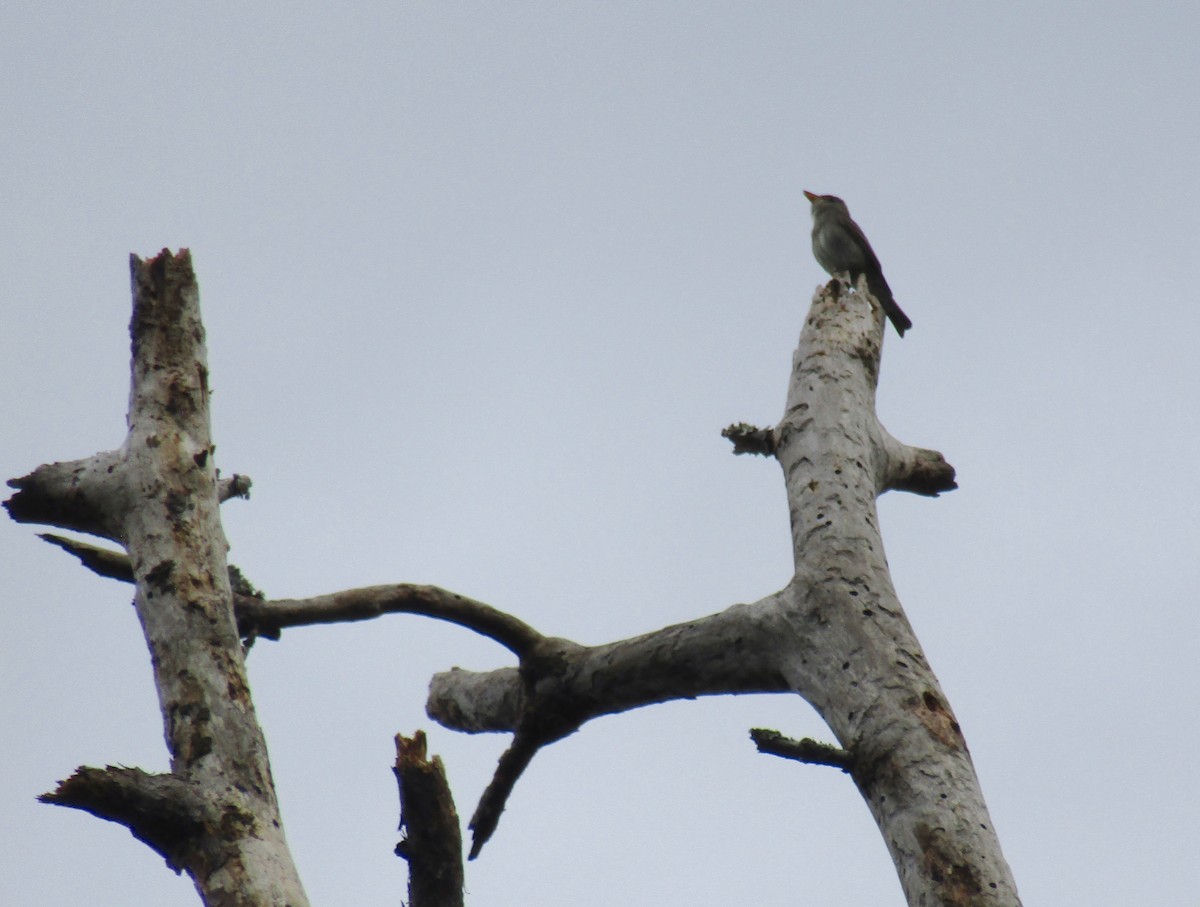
[[10, 261, 1014, 905], [425, 276, 1016, 904], [10, 250, 309, 907]]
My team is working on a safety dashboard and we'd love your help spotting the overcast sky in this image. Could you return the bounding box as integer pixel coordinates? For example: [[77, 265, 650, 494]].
[[3, 3, 1198, 904]]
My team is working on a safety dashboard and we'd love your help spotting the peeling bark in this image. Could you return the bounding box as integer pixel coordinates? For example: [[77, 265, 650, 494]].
[[772, 280, 1014, 905], [394, 732, 464, 907], [8, 250, 307, 906], [10, 257, 1019, 905], [419, 279, 1020, 904]]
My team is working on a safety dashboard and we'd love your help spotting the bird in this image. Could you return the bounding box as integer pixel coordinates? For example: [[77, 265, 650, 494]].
[[803, 190, 912, 337]]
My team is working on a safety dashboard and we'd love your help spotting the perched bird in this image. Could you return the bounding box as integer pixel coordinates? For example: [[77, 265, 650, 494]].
[[803, 190, 912, 337]]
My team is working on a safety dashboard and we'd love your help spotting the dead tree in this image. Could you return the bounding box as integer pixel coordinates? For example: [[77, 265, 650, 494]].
[[7, 251, 306, 905], [7, 249, 1021, 906]]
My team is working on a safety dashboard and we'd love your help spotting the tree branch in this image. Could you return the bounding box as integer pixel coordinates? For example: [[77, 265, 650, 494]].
[[40, 767, 209, 873], [5, 456, 246, 543], [467, 734, 541, 860], [217, 472, 253, 501], [394, 732, 464, 907], [423, 282, 1019, 904], [29, 530, 541, 658], [240, 586, 545, 656], [13, 255, 1015, 904], [879, 431, 958, 496], [721, 422, 776, 456], [39, 533, 134, 581], [427, 599, 790, 734], [749, 729, 854, 772], [5, 451, 126, 541]]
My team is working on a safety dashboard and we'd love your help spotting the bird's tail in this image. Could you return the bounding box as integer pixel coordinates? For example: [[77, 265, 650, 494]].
[[866, 274, 912, 337]]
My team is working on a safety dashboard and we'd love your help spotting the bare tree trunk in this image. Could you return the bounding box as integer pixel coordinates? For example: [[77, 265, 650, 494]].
[[770, 280, 1016, 905], [394, 731, 465, 907], [8, 250, 308, 906], [8, 256, 1019, 905], [423, 278, 1020, 905]]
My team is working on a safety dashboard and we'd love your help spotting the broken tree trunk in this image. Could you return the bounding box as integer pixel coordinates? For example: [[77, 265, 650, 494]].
[[7, 250, 308, 906], [424, 278, 1019, 905], [9, 252, 1018, 905]]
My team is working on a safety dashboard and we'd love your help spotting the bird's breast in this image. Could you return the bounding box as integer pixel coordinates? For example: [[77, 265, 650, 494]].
[[812, 225, 868, 275]]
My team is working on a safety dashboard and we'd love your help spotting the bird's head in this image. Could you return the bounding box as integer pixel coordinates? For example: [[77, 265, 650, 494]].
[[803, 190, 847, 209]]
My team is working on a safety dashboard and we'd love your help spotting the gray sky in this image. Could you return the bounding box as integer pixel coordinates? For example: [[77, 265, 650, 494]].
[[3, 3, 1197, 904]]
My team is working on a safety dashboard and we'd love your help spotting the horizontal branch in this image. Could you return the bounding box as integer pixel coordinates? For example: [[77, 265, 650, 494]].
[[40, 766, 209, 872], [5, 451, 125, 540], [29, 532, 539, 659], [749, 728, 854, 772], [422, 597, 797, 856], [7, 467, 250, 550], [880, 437, 958, 497], [427, 667, 523, 732], [428, 598, 792, 735], [217, 473, 253, 501], [241, 586, 545, 656], [40, 533, 133, 581], [722, 422, 776, 456]]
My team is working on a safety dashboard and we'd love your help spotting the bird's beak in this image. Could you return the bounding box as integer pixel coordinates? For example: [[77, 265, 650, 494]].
[[803, 190, 819, 203]]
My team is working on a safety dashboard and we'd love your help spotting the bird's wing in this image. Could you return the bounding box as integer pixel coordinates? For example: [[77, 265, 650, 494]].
[[844, 215, 884, 272]]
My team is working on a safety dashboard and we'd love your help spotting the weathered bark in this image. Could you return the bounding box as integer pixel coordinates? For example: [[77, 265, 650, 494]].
[[8, 250, 308, 906], [394, 732, 464, 907], [422, 278, 1017, 905], [10, 256, 1017, 905], [771, 279, 1009, 905], [749, 728, 854, 771], [426, 598, 792, 733]]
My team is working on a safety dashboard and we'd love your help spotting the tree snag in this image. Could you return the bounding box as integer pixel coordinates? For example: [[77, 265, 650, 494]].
[[8, 257, 1017, 906], [420, 276, 1016, 905], [394, 731, 464, 907], [7, 250, 308, 906]]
